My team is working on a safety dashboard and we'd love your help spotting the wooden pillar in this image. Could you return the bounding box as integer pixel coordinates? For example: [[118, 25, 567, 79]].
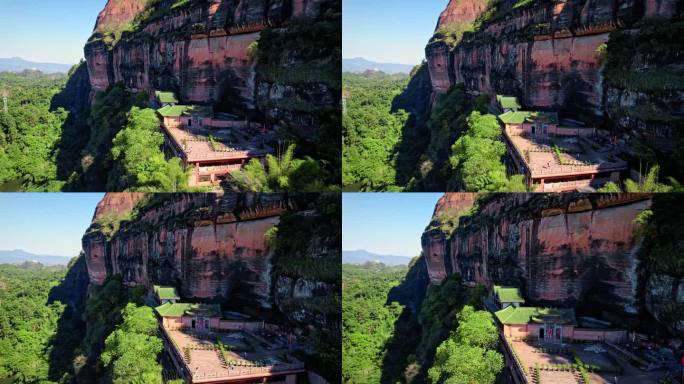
[[540, 178, 545, 192]]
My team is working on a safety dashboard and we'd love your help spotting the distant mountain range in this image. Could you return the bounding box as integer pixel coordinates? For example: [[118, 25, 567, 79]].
[[343, 57, 415, 74], [0, 57, 72, 74], [342, 249, 414, 266], [0, 249, 72, 266]]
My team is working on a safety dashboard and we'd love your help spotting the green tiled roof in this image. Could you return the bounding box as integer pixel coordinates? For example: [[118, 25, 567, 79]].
[[494, 285, 525, 303], [153, 285, 180, 300], [498, 111, 559, 125], [499, 111, 531, 124], [527, 111, 559, 124], [157, 105, 213, 118], [155, 91, 178, 104], [496, 95, 521, 109], [155, 302, 221, 318], [157, 105, 188, 117], [495, 306, 577, 325]]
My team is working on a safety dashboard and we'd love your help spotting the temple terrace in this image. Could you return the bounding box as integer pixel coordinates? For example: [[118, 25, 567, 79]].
[[496, 95, 628, 192], [484, 285, 672, 384], [151, 285, 305, 384], [153, 91, 274, 187]]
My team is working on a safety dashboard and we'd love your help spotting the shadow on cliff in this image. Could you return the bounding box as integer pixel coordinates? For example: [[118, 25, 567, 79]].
[[379, 256, 430, 384], [46, 254, 90, 382], [390, 64, 434, 189], [49, 61, 92, 190]]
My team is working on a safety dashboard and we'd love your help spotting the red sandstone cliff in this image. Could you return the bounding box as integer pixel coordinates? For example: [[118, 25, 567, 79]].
[[82, 193, 325, 311], [94, 0, 147, 33], [425, 0, 678, 121], [92, 192, 145, 219], [82, 192, 339, 331], [423, 194, 651, 300], [421, 193, 477, 284], [84, 0, 337, 124], [435, 0, 489, 30], [421, 193, 684, 335]]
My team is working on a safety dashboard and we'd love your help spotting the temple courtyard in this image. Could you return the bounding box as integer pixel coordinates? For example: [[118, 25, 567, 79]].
[[506, 133, 628, 192], [508, 339, 672, 384], [163, 327, 304, 383]]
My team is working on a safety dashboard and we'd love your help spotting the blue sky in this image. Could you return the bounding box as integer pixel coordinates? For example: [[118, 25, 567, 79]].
[[343, 193, 442, 257], [0, 193, 104, 257], [343, 0, 448, 65], [0, 0, 108, 64]]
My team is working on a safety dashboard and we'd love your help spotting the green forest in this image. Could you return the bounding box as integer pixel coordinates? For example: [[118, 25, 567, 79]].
[[0, 261, 176, 384], [342, 72, 410, 191], [342, 263, 409, 382], [0, 263, 71, 382], [0, 72, 69, 191], [342, 71, 525, 192], [0, 70, 193, 192], [342, 261, 503, 384]]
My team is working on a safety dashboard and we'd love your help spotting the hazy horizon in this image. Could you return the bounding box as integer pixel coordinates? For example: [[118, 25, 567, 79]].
[[0, 0, 108, 64], [342, 57, 417, 66], [343, 0, 447, 65], [0, 193, 105, 256], [343, 193, 442, 257]]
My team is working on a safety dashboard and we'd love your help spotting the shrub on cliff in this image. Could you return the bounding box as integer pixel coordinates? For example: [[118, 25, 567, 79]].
[[101, 303, 163, 383], [427, 306, 503, 384], [604, 19, 684, 92], [108, 107, 189, 192], [229, 144, 329, 192], [633, 194, 684, 275], [430, 22, 475, 48], [448, 111, 526, 192], [428, 340, 503, 384]]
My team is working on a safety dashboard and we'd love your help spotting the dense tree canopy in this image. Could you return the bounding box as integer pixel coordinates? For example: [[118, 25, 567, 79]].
[[342, 72, 410, 191], [229, 144, 328, 192], [342, 264, 409, 383], [428, 305, 503, 384], [449, 112, 526, 192], [108, 107, 189, 191], [428, 340, 503, 384], [101, 304, 164, 384], [0, 72, 69, 191], [0, 263, 70, 382]]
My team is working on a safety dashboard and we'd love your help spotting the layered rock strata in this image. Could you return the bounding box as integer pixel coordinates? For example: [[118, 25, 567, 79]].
[[426, 0, 677, 120], [423, 194, 651, 313], [85, 0, 333, 118], [82, 193, 310, 311]]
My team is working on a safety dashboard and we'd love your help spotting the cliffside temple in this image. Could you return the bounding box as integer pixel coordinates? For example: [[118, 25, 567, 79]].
[[81, 193, 339, 384], [421, 193, 682, 383], [152, 286, 305, 384], [154, 91, 273, 187], [495, 95, 629, 192]]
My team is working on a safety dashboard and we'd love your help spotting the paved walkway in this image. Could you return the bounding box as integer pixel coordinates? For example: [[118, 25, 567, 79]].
[[508, 339, 667, 384], [166, 328, 304, 382]]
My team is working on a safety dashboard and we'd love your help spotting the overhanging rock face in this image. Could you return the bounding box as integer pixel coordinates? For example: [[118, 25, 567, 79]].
[[82, 193, 299, 308], [425, 0, 677, 120], [85, 0, 331, 113], [422, 194, 652, 321]]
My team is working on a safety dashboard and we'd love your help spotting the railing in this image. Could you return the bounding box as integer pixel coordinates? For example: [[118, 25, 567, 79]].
[[199, 164, 243, 174], [501, 335, 530, 384], [161, 325, 304, 382], [191, 363, 305, 380]]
